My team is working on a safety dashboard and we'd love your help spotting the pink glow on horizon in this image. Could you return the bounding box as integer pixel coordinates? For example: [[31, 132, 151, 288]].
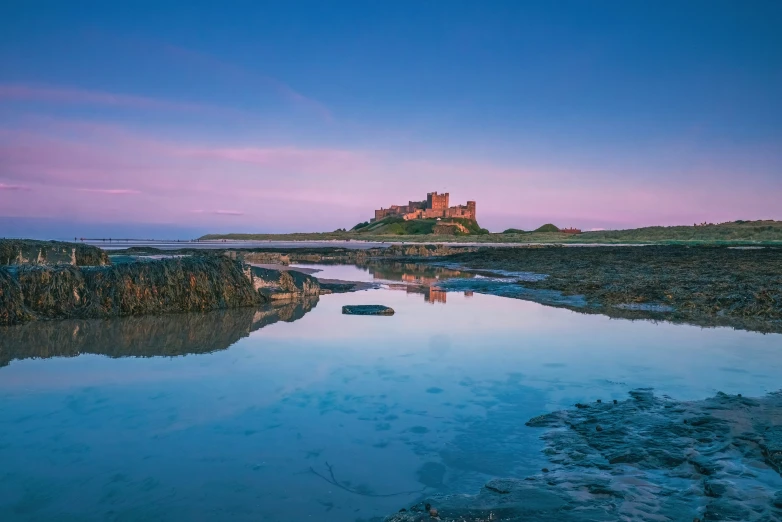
[[1, 118, 779, 232]]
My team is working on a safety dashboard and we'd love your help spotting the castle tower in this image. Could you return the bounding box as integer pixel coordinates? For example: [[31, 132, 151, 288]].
[[427, 191, 449, 211], [466, 201, 476, 221]]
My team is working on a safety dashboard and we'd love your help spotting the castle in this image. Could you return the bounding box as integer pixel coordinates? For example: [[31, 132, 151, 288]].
[[371, 192, 476, 222]]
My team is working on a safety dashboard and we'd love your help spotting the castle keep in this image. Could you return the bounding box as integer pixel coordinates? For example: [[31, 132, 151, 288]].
[[372, 192, 476, 222]]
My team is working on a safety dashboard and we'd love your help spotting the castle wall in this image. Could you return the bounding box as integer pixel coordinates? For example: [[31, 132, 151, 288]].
[[372, 193, 475, 223]]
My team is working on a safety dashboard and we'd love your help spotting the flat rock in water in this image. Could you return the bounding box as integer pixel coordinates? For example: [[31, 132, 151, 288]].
[[342, 305, 395, 316]]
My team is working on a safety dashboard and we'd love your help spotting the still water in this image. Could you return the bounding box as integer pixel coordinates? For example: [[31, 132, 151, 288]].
[[1, 264, 781, 521]]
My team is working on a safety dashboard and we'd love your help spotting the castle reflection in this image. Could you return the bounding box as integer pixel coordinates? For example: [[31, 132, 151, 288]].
[[362, 261, 475, 304]]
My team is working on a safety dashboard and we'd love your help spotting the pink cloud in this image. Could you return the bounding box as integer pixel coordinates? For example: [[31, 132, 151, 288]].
[[77, 188, 141, 195], [178, 146, 368, 171], [192, 210, 244, 216], [0, 183, 31, 191]]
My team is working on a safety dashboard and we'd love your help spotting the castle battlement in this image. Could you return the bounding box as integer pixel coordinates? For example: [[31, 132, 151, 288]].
[[371, 192, 476, 222]]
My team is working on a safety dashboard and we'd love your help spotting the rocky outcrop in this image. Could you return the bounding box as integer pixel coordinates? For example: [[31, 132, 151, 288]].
[[225, 250, 291, 266], [0, 239, 110, 266], [0, 257, 321, 326], [245, 265, 320, 301], [385, 390, 782, 522]]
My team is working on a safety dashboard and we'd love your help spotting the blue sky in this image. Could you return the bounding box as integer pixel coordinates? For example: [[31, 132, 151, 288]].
[[1, 1, 780, 238]]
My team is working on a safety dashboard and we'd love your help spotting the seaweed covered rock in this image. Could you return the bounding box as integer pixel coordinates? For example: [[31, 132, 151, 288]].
[[0, 257, 322, 325], [246, 265, 320, 300], [0, 257, 258, 325], [0, 239, 109, 266], [0, 268, 34, 325]]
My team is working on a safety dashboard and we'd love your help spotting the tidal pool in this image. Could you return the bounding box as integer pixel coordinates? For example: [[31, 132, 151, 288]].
[[1, 264, 780, 521]]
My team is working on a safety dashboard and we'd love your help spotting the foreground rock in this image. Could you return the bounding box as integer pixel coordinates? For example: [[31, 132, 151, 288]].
[[342, 305, 395, 315], [0, 239, 109, 266], [245, 265, 320, 300], [385, 390, 782, 522], [0, 257, 321, 326]]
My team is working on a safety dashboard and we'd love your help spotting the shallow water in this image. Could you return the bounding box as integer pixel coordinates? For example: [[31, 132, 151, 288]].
[[1, 264, 781, 521]]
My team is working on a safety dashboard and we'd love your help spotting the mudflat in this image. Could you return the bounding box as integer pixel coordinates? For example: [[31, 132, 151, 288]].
[[434, 245, 782, 333]]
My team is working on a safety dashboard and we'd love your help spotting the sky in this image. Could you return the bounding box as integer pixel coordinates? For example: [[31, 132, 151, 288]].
[[1, 0, 781, 239]]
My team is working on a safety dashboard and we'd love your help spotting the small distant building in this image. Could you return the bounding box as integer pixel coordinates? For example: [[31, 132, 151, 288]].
[[372, 192, 476, 222], [561, 228, 582, 234]]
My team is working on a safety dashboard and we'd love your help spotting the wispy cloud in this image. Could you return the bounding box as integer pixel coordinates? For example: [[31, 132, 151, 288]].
[[178, 146, 367, 170], [192, 209, 244, 216], [0, 183, 31, 191], [163, 44, 333, 121], [77, 188, 141, 195], [0, 84, 241, 117]]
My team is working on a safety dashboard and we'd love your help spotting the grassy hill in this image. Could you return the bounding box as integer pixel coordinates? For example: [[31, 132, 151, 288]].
[[578, 220, 782, 243], [199, 220, 782, 245], [351, 216, 488, 236]]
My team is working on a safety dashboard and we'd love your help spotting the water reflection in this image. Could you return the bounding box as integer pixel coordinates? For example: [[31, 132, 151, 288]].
[[366, 261, 469, 283], [0, 296, 318, 366], [306, 261, 477, 304], [1, 287, 781, 522]]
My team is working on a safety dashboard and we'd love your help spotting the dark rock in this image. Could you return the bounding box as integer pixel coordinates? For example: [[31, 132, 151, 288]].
[[0, 257, 322, 326], [0, 239, 109, 267], [247, 265, 320, 301], [342, 305, 395, 316], [1, 257, 263, 326], [595, 424, 603, 432]]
